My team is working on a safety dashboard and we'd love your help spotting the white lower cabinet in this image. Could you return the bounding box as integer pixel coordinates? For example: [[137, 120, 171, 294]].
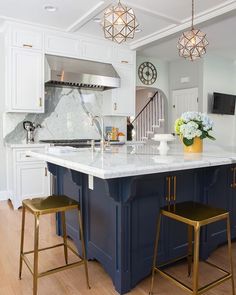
[[7, 145, 51, 209]]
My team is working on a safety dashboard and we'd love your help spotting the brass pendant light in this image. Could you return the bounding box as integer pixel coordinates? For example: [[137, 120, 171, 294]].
[[177, 0, 209, 61], [102, 0, 139, 44]]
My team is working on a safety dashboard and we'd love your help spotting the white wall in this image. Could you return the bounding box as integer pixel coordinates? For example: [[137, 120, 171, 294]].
[[203, 56, 236, 146], [0, 33, 7, 197], [136, 56, 169, 100]]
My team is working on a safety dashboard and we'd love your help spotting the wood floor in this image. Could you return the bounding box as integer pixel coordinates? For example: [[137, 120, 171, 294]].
[[0, 200, 235, 295]]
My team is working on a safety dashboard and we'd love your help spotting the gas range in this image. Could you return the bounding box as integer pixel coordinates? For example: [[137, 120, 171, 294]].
[[39, 139, 100, 148]]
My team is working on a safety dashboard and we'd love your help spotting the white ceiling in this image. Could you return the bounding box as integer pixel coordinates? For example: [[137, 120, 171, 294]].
[[139, 11, 236, 61], [0, 0, 236, 57]]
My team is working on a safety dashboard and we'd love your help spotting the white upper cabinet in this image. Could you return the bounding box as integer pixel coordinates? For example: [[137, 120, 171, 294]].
[[45, 34, 82, 58], [81, 40, 112, 63], [113, 47, 135, 65], [11, 27, 43, 50], [5, 25, 45, 113], [4, 23, 136, 116], [103, 63, 136, 116], [8, 48, 44, 112]]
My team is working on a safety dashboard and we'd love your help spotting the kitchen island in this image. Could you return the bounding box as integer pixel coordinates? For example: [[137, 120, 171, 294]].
[[29, 143, 236, 294]]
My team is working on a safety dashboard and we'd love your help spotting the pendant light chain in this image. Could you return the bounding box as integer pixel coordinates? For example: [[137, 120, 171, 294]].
[[191, 0, 194, 29]]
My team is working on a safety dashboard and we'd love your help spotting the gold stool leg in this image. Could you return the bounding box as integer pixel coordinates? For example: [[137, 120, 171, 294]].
[[33, 214, 40, 295], [61, 212, 68, 264], [226, 215, 235, 295], [188, 225, 193, 277], [78, 207, 90, 289], [149, 214, 162, 295], [19, 205, 26, 280], [193, 224, 200, 295]]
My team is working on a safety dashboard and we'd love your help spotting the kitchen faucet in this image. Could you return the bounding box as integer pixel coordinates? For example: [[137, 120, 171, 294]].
[[90, 114, 106, 151]]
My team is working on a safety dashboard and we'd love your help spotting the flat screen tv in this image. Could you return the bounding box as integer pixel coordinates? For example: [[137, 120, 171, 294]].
[[212, 92, 236, 115]]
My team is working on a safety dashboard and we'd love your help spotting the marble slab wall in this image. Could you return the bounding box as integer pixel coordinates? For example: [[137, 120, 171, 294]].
[[4, 86, 127, 144]]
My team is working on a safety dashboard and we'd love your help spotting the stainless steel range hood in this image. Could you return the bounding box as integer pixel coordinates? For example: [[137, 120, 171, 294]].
[[45, 54, 120, 91]]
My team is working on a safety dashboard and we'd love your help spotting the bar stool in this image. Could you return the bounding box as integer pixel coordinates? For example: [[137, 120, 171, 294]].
[[19, 195, 90, 295], [149, 201, 235, 295]]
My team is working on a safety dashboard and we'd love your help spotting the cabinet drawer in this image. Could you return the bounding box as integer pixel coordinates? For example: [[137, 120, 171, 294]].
[[15, 148, 45, 163], [113, 48, 135, 65], [12, 28, 43, 50]]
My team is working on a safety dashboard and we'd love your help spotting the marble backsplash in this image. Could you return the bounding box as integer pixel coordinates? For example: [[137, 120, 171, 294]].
[[4, 86, 127, 144]]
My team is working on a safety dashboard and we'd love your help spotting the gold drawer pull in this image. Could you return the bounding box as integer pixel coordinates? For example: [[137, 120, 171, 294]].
[[231, 167, 236, 188], [39, 97, 42, 107], [173, 176, 177, 201], [121, 60, 129, 64], [23, 44, 33, 48], [166, 176, 171, 202], [25, 155, 31, 158]]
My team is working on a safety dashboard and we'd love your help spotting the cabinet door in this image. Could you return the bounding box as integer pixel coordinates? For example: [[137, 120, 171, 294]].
[[203, 166, 230, 255], [11, 48, 44, 112], [131, 174, 167, 284], [167, 170, 200, 260], [111, 65, 135, 116], [16, 163, 50, 201], [45, 34, 82, 58]]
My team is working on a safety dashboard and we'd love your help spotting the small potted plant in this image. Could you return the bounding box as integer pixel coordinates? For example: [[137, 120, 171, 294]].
[[174, 112, 215, 153]]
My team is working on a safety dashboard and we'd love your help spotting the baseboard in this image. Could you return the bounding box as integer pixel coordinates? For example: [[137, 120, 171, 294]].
[[0, 191, 10, 201]]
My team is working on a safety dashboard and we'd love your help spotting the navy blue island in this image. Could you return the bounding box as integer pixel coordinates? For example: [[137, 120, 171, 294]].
[[29, 144, 236, 294]]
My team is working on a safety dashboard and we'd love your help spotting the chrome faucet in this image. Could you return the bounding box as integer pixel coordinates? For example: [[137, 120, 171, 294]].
[[90, 114, 106, 151]]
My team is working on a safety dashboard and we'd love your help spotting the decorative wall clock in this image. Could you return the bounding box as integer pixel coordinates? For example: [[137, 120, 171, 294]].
[[138, 62, 157, 85]]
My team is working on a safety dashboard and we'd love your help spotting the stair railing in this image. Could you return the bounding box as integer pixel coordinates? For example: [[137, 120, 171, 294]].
[[131, 91, 165, 141]]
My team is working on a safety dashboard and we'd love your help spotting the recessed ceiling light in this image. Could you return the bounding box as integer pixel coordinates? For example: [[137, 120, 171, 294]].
[[135, 28, 142, 33], [93, 17, 101, 23], [44, 5, 58, 12]]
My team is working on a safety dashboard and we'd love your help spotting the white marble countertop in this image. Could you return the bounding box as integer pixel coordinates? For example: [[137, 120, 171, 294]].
[[27, 143, 236, 179], [6, 143, 49, 148]]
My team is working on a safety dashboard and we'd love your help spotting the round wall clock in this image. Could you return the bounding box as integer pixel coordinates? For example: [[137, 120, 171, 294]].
[[138, 62, 157, 85]]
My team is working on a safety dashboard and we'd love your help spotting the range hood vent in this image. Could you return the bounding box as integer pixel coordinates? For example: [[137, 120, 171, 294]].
[[45, 54, 120, 91]]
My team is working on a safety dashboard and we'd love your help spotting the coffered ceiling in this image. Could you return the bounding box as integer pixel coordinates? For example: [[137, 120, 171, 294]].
[[0, 0, 235, 50]]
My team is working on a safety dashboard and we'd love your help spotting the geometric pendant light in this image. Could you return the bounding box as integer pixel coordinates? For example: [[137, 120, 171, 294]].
[[102, 0, 139, 44], [177, 0, 209, 61]]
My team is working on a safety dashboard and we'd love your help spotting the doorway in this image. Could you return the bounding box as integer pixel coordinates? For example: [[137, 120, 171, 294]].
[[171, 87, 199, 128]]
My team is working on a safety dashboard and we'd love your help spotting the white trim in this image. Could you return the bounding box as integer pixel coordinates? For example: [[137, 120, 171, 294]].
[[0, 190, 10, 201], [66, 1, 110, 32], [126, 1, 181, 24], [129, 1, 236, 50]]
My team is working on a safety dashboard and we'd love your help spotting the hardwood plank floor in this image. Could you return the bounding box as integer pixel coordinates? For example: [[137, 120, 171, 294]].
[[0, 200, 235, 295]]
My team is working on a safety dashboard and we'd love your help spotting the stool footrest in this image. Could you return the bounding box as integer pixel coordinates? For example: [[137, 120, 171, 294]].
[[23, 243, 64, 255], [21, 242, 85, 279], [154, 260, 232, 295], [38, 260, 84, 278]]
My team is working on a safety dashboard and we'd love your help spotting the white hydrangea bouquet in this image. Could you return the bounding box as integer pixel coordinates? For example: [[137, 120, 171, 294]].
[[174, 111, 215, 146]]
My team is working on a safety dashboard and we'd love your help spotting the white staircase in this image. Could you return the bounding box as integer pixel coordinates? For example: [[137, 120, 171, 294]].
[[132, 91, 165, 142]]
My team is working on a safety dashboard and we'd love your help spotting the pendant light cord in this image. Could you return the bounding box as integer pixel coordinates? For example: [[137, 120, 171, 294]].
[[192, 0, 194, 29]]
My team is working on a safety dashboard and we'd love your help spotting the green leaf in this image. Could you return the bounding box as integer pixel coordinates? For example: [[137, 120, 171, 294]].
[[206, 134, 216, 140], [183, 137, 194, 146]]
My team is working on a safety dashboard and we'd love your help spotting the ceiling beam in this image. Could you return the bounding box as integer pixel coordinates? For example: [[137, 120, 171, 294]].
[[126, 1, 181, 24], [129, 1, 236, 50], [67, 1, 110, 33]]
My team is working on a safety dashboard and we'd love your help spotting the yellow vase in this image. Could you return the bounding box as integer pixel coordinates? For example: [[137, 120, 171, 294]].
[[183, 137, 203, 153]]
